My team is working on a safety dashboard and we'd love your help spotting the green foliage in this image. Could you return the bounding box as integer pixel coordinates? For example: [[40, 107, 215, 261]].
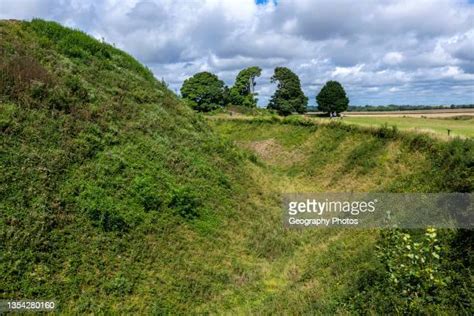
[[28, 19, 156, 82], [379, 229, 449, 300], [375, 123, 399, 139], [345, 139, 386, 174], [229, 66, 262, 108], [267, 67, 308, 116], [349, 228, 471, 314], [316, 80, 349, 114], [430, 138, 474, 192], [169, 187, 201, 219], [180, 71, 226, 112], [0, 19, 251, 313]]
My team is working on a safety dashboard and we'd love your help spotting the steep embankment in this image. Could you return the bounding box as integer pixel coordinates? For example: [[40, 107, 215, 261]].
[[209, 116, 473, 314], [1, 20, 472, 314], [0, 19, 260, 313], [210, 116, 473, 193]]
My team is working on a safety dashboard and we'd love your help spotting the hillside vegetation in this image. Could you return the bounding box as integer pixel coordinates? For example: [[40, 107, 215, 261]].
[[1, 20, 472, 314], [209, 116, 473, 313], [0, 19, 257, 313]]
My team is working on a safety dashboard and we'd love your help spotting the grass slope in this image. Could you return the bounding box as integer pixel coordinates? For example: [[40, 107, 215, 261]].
[[0, 19, 255, 313], [210, 117, 473, 313], [1, 20, 472, 314]]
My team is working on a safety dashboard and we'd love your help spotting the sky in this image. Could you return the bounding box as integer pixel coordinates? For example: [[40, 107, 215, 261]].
[[1, 0, 473, 106]]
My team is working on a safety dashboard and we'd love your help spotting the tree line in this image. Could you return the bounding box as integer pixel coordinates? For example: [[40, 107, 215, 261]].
[[180, 66, 349, 116]]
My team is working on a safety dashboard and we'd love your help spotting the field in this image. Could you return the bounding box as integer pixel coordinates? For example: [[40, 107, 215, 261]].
[[308, 108, 474, 117], [341, 116, 473, 138], [307, 109, 474, 139], [304, 109, 474, 138], [214, 111, 474, 139]]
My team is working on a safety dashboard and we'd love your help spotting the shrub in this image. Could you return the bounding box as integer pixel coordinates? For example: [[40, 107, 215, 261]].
[[169, 187, 201, 219], [378, 229, 449, 303], [375, 123, 398, 139], [350, 228, 470, 314], [0, 55, 52, 104], [48, 75, 89, 112]]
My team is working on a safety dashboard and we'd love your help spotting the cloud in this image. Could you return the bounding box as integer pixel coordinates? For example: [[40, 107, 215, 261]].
[[383, 52, 404, 65], [1, 0, 473, 105]]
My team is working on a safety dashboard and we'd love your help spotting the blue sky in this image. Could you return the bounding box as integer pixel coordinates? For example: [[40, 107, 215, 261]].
[[1, 0, 473, 106]]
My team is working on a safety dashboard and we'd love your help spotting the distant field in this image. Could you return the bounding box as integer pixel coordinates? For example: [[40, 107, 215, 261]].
[[307, 108, 474, 118], [338, 116, 474, 138], [303, 111, 474, 138]]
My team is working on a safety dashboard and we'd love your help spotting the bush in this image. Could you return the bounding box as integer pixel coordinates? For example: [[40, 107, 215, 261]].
[[375, 123, 398, 139], [0, 55, 52, 104], [48, 75, 89, 112], [378, 229, 449, 303], [169, 187, 201, 219], [350, 228, 471, 314]]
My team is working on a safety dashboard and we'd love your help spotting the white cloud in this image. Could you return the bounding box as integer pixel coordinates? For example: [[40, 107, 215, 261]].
[[383, 52, 404, 65]]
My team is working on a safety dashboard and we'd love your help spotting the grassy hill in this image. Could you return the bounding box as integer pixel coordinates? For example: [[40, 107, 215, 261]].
[[0, 19, 257, 313], [1, 20, 472, 314]]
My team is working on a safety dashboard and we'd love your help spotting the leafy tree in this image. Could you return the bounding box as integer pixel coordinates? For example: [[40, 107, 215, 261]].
[[229, 66, 262, 107], [180, 72, 226, 112], [267, 67, 308, 116], [316, 80, 349, 114]]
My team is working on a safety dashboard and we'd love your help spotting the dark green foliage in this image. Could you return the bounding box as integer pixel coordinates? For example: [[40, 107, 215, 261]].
[[267, 67, 308, 116], [229, 66, 262, 107], [375, 123, 399, 139], [180, 71, 226, 112], [431, 138, 474, 192], [316, 80, 349, 114], [169, 187, 201, 219]]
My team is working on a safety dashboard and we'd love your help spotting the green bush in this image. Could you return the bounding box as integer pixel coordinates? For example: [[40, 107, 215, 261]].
[[77, 185, 131, 232], [48, 75, 89, 112], [375, 123, 398, 139], [350, 228, 471, 314], [378, 229, 449, 301], [169, 187, 201, 219]]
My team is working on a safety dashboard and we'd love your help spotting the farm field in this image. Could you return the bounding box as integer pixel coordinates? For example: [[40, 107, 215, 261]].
[[307, 108, 474, 118], [340, 116, 474, 138], [302, 113, 474, 138], [213, 111, 474, 139]]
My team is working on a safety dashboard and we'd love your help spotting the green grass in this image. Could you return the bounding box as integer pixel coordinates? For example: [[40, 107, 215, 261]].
[[210, 117, 473, 313], [342, 116, 474, 138], [1, 19, 472, 314]]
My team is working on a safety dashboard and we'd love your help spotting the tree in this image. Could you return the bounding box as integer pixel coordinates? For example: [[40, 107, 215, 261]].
[[229, 66, 262, 107], [316, 81, 349, 114], [180, 72, 226, 112], [267, 67, 307, 116]]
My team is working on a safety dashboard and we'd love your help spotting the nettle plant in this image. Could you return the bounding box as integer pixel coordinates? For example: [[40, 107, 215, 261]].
[[378, 228, 449, 304]]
